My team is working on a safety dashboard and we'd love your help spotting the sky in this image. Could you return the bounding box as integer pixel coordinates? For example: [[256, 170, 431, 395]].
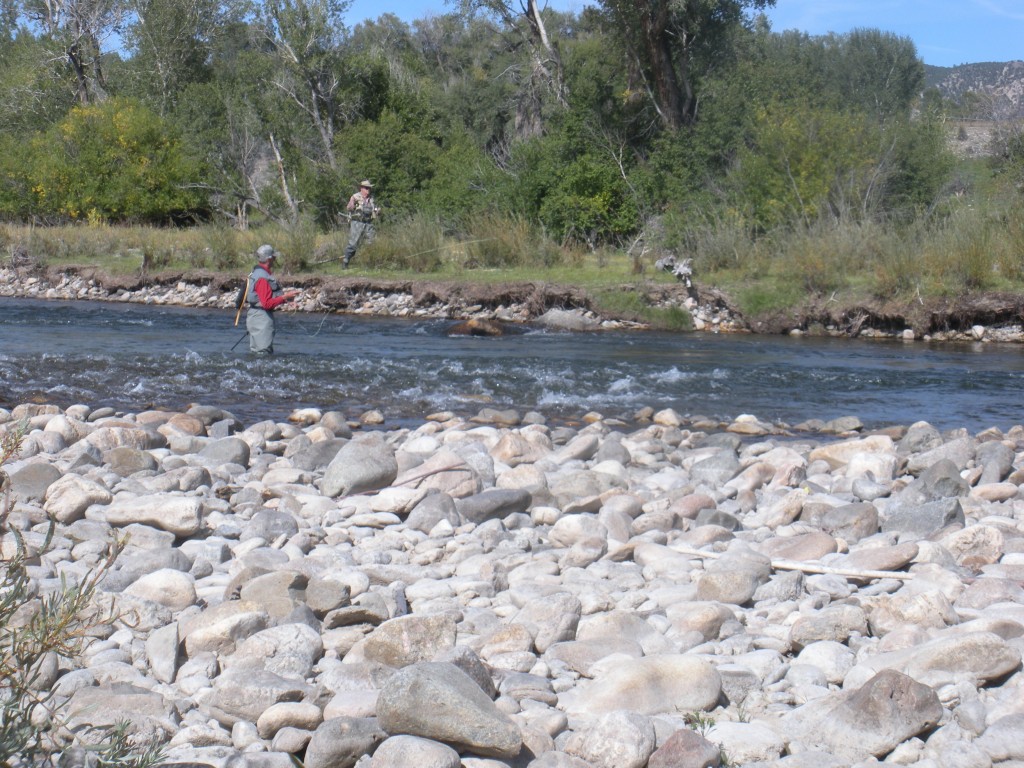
[[344, 0, 1024, 69]]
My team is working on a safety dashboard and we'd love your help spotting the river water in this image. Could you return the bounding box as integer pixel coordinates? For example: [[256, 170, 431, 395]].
[[2, 296, 1024, 432]]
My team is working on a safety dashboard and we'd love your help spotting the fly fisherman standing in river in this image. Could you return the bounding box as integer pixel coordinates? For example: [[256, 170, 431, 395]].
[[342, 179, 380, 268], [245, 244, 300, 355]]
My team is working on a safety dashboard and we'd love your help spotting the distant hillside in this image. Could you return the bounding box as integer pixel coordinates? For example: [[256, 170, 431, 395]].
[[925, 60, 1024, 118]]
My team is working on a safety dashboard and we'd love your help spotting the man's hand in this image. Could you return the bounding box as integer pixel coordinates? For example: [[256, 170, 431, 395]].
[[284, 289, 301, 301]]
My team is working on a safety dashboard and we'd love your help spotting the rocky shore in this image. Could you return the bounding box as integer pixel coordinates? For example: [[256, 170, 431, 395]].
[[3, 399, 1024, 768], [7, 263, 1024, 341], [1, 265, 743, 334]]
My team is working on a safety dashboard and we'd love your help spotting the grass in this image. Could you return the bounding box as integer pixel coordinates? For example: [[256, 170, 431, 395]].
[[592, 288, 693, 330]]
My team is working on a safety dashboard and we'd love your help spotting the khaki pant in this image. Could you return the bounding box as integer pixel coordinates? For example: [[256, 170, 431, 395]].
[[344, 220, 375, 265], [246, 307, 275, 354]]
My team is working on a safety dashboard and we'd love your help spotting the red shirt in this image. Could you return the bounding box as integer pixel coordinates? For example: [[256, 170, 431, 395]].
[[254, 264, 289, 310]]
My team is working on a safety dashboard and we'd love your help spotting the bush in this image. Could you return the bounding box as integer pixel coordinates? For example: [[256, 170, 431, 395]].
[[30, 98, 207, 224]]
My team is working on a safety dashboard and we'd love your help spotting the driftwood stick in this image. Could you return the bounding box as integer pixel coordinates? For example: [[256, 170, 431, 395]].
[[670, 544, 915, 581]]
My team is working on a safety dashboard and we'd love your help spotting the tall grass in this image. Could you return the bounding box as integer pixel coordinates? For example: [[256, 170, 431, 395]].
[[4, 194, 1024, 311]]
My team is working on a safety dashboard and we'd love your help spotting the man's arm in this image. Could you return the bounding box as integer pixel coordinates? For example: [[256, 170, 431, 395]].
[[254, 279, 299, 310]]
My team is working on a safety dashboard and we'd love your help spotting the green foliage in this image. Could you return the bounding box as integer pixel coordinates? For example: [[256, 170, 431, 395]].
[[336, 107, 444, 217], [539, 153, 639, 247], [29, 98, 207, 223], [727, 102, 881, 228]]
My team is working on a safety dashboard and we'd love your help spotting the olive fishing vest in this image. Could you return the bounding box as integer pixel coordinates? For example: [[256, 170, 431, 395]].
[[351, 194, 376, 223], [247, 265, 283, 308]]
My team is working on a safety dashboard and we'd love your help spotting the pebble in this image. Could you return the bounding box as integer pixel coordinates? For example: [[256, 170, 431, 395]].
[[3, 400, 1024, 767]]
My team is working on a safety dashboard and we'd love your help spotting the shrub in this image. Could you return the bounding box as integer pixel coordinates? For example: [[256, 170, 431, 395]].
[[30, 98, 207, 224]]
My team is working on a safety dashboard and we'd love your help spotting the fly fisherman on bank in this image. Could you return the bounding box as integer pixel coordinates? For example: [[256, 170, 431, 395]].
[[245, 244, 300, 355], [342, 179, 380, 268]]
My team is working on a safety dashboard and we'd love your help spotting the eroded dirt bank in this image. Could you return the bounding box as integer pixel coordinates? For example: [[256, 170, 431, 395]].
[[8, 264, 1024, 341]]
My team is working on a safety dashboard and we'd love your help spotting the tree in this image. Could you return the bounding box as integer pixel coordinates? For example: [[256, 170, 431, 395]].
[[450, 0, 569, 139], [246, 0, 352, 170], [4, 0, 128, 104], [120, 0, 226, 115], [823, 28, 923, 123], [598, 0, 775, 131]]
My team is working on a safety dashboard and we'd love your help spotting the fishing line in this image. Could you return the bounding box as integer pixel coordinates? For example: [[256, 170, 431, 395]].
[[308, 237, 499, 267]]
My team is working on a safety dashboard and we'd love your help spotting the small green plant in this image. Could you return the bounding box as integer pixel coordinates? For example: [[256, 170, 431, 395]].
[[0, 424, 162, 767], [682, 710, 716, 737]]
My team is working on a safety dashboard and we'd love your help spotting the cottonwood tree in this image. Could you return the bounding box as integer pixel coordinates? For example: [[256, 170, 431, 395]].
[[121, 0, 227, 115], [450, 0, 568, 139], [3, 0, 128, 104], [246, 0, 350, 171], [599, 0, 774, 131]]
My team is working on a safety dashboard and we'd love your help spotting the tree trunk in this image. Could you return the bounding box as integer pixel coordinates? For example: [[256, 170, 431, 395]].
[[639, 0, 691, 130]]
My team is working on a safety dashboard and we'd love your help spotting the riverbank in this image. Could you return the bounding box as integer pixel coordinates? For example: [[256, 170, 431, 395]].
[[8, 263, 1024, 342], [2, 398, 1023, 767], [2, 265, 738, 334]]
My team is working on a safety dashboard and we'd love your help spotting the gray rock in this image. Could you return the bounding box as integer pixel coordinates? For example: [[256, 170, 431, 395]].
[[145, 621, 181, 684], [223, 623, 324, 680], [977, 440, 1015, 483], [897, 422, 943, 454], [789, 604, 868, 649], [199, 436, 251, 467], [322, 435, 399, 497], [208, 667, 314, 724], [306, 575, 352, 616], [241, 509, 300, 542], [238, 570, 308, 618], [362, 614, 457, 668], [103, 494, 205, 537], [976, 714, 1024, 762], [370, 735, 461, 768], [43, 474, 112, 523], [848, 630, 1021, 689], [406, 491, 461, 533], [105, 446, 159, 476], [290, 438, 347, 471], [8, 461, 62, 502], [783, 669, 942, 759], [457, 489, 532, 524], [881, 498, 965, 539], [819, 502, 879, 543], [559, 656, 722, 717], [905, 437, 976, 474], [690, 451, 741, 487], [304, 718, 386, 768], [376, 662, 522, 759], [897, 458, 969, 504], [648, 727, 721, 768], [515, 593, 582, 653], [144, 465, 212, 493], [537, 308, 600, 332], [564, 710, 656, 768], [696, 568, 761, 606]]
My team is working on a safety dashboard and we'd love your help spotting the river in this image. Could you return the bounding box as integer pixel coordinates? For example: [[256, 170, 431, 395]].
[[2, 296, 1024, 432]]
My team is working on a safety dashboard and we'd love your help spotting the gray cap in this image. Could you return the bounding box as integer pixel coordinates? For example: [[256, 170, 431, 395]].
[[256, 244, 277, 262]]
